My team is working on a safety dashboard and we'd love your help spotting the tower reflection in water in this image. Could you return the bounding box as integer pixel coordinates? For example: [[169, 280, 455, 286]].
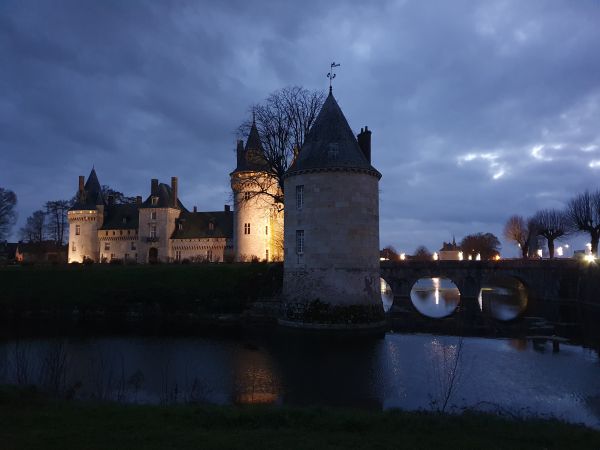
[[233, 347, 281, 405], [410, 277, 461, 318]]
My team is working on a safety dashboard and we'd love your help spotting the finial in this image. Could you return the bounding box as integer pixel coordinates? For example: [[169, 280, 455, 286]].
[[252, 109, 256, 124], [327, 61, 340, 92]]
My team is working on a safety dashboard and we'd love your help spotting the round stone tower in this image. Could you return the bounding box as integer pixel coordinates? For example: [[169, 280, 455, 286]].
[[281, 91, 383, 327], [67, 168, 105, 263], [230, 120, 283, 262]]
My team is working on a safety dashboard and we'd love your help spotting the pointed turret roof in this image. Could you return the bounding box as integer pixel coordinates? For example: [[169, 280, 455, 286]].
[[231, 117, 269, 174], [70, 168, 105, 211], [285, 92, 381, 178]]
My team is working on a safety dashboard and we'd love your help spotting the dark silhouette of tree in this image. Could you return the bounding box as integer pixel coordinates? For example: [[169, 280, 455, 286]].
[[381, 245, 400, 261], [101, 185, 136, 204], [0, 187, 17, 240], [532, 209, 569, 258], [20, 210, 46, 243], [413, 245, 432, 261], [565, 190, 600, 256], [504, 215, 537, 259], [460, 233, 501, 260], [45, 200, 70, 245], [236, 86, 326, 205]]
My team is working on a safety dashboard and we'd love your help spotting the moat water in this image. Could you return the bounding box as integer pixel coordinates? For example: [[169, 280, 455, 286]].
[[1, 333, 598, 428]]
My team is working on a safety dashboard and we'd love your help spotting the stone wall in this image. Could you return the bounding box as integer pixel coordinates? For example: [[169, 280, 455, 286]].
[[137, 207, 181, 263], [98, 229, 138, 262], [283, 171, 380, 307], [67, 210, 100, 263], [171, 237, 233, 262]]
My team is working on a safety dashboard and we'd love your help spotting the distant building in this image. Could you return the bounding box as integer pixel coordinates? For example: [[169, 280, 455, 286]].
[[439, 238, 461, 261], [0, 241, 18, 264], [15, 241, 67, 263], [67, 121, 282, 264]]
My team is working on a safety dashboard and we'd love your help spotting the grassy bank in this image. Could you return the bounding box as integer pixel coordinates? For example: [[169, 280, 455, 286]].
[[0, 387, 598, 450], [0, 263, 282, 316]]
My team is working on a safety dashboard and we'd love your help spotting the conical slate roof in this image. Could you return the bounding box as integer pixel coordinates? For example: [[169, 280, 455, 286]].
[[231, 120, 269, 174], [285, 92, 381, 178], [70, 168, 105, 210]]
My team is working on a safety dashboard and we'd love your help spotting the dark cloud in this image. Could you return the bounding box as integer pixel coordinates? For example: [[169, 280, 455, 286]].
[[1, 0, 599, 256]]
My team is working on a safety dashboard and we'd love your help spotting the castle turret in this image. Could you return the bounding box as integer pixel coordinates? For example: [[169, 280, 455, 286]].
[[230, 118, 283, 262], [67, 168, 105, 263], [281, 91, 383, 328]]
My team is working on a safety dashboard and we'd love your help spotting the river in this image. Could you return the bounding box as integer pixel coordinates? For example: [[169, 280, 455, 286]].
[[1, 332, 598, 428]]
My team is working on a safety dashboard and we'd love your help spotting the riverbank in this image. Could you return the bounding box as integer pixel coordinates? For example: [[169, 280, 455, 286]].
[[0, 387, 598, 450], [0, 263, 282, 335]]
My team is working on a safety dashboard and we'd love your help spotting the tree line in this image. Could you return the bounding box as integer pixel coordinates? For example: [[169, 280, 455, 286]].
[[504, 189, 600, 258]]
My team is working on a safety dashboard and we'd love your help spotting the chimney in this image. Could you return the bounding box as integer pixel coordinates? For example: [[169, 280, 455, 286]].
[[171, 176, 178, 208], [224, 204, 230, 212], [193, 206, 197, 213], [136, 196, 142, 205], [357, 126, 372, 163], [78, 176, 85, 193], [236, 140, 244, 168], [151, 178, 158, 196]]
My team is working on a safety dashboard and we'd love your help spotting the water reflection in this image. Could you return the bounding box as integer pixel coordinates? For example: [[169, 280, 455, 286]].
[[233, 348, 280, 405], [410, 278, 460, 318], [380, 278, 394, 312], [479, 277, 528, 321]]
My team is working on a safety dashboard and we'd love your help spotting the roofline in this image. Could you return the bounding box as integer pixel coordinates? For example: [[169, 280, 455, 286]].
[[284, 166, 382, 180]]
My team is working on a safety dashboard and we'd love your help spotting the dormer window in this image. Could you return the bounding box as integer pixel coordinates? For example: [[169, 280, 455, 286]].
[[178, 223, 183, 230], [151, 197, 158, 206], [208, 222, 215, 231], [122, 217, 127, 224]]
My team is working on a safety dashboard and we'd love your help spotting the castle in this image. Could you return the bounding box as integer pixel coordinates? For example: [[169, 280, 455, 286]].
[[67, 120, 283, 264]]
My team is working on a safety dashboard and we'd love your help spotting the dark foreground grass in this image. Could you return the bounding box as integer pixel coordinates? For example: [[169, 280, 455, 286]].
[[1, 387, 598, 450], [0, 263, 282, 315]]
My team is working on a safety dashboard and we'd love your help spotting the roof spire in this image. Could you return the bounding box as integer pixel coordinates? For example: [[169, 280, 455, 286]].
[[327, 61, 340, 93]]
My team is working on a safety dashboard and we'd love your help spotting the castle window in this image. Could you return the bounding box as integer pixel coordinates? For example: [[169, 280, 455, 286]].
[[265, 249, 269, 261], [151, 197, 158, 206], [151, 211, 157, 220], [175, 250, 181, 261], [296, 230, 304, 254], [296, 185, 304, 210], [124, 253, 129, 260], [105, 242, 110, 251], [207, 249, 213, 262], [178, 223, 183, 230], [150, 225, 157, 238], [265, 226, 268, 235], [209, 222, 214, 231], [127, 230, 130, 236], [244, 223, 250, 235], [244, 192, 251, 201], [105, 231, 108, 236], [110, 253, 115, 260], [122, 217, 127, 224], [71, 241, 76, 252], [120, 230, 123, 236], [112, 231, 116, 236], [75, 225, 81, 236], [131, 241, 136, 250]]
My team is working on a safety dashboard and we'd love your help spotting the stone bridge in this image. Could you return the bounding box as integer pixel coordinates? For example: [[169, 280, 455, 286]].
[[380, 259, 597, 322]]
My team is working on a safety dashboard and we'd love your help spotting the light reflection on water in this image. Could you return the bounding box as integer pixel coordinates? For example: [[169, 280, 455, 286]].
[[410, 278, 461, 318], [479, 277, 528, 321], [0, 334, 598, 427]]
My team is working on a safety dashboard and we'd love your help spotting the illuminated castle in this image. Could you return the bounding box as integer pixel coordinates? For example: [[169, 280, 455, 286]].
[[67, 121, 283, 264]]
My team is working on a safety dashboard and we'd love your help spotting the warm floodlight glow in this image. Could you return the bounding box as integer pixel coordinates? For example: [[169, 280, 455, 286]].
[[476, 253, 481, 261], [458, 251, 464, 261], [537, 249, 543, 258], [584, 254, 596, 263], [494, 255, 501, 261], [557, 247, 563, 257], [400, 253, 406, 260], [433, 252, 439, 261], [468, 255, 473, 261]]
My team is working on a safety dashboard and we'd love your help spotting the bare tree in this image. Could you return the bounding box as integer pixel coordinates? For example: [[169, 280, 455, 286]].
[[236, 86, 326, 205], [413, 245, 432, 261], [20, 210, 46, 243], [532, 209, 569, 258], [503, 215, 537, 259], [565, 190, 600, 256], [45, 200, 70, 245], [0, 187, 17, 240], [101, 185, 136, 205], [460, 233, 501, 260]]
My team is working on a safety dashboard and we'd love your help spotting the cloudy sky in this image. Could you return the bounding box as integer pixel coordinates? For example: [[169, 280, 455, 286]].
[[2, 0, 599, 256]]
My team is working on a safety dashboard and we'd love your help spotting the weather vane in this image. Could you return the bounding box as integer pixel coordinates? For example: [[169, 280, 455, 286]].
[[327, 62, 340, 92]]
